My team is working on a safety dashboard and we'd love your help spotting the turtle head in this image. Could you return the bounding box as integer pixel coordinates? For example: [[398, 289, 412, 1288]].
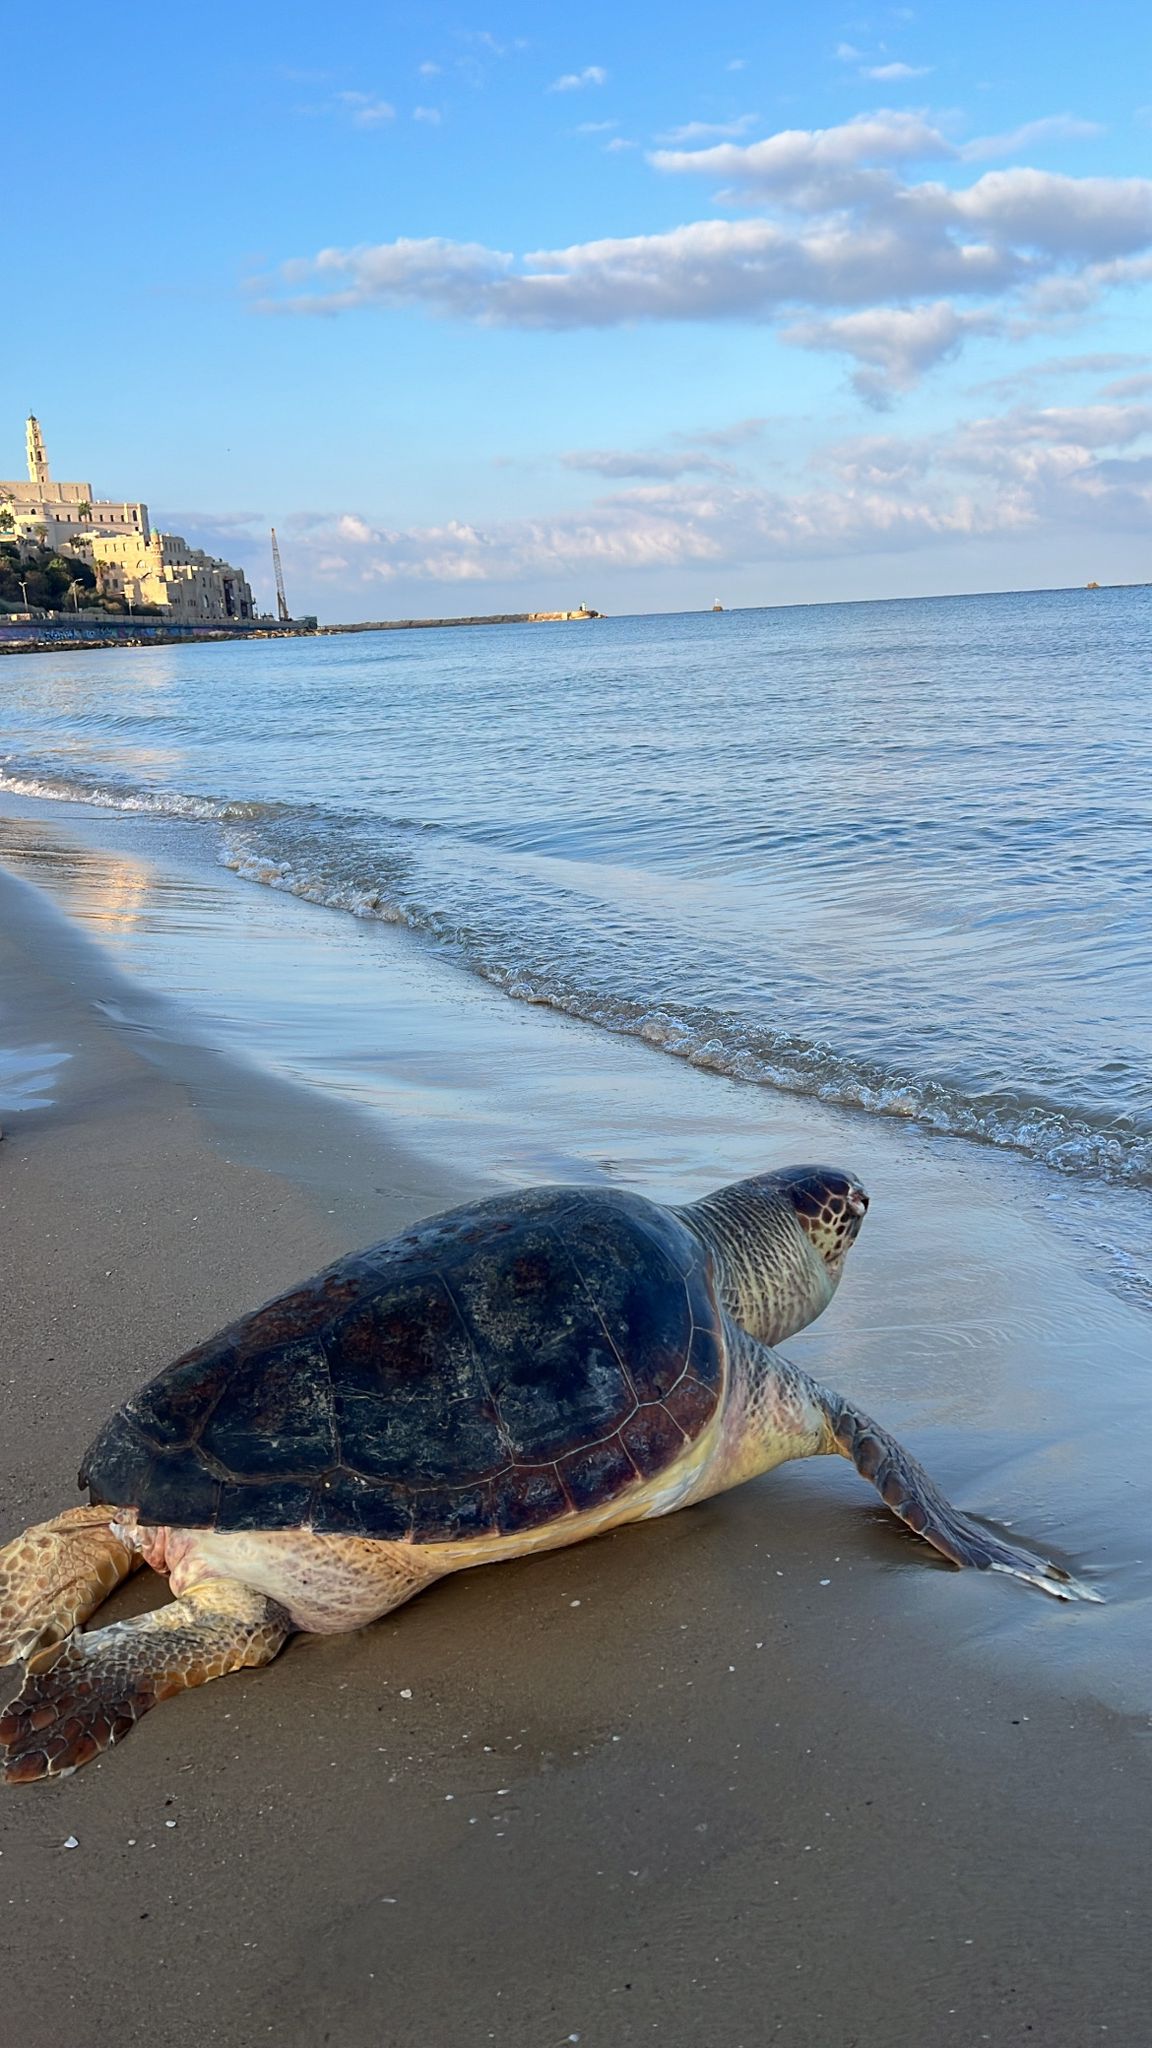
[[682, 1163, 868, 1345], [778, 1166, 869, 1282]]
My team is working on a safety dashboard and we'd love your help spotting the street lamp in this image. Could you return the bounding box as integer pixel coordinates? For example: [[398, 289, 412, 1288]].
[[18, 578, 29, 610]]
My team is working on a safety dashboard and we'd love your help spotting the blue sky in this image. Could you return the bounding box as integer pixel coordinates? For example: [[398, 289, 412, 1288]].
[[5, 1, 1151, 618]]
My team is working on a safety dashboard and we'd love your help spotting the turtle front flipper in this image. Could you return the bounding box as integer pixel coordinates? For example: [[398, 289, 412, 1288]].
[[821, 1392, 1102, 1603], [0, 1507, 142, 1667], [1, 1580, 290, 1782]]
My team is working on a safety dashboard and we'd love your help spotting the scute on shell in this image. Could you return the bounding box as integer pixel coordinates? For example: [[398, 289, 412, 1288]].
[[80, 1188, 726, 1541]]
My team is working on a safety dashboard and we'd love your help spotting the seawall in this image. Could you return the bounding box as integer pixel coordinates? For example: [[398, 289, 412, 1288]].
[[0, 616, 316, 655]]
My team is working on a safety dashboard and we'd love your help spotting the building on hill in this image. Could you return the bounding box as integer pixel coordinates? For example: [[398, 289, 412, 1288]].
[[0, 415, 149, 551], [1, 415, 256, 623], [71, 526, 256, 622]]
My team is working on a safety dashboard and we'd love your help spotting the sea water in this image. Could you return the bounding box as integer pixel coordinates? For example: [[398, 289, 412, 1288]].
[[2, 587, 1149, 1190]]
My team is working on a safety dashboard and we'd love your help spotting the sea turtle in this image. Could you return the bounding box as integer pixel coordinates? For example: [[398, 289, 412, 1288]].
[[0, 1163, 1094, 1781]]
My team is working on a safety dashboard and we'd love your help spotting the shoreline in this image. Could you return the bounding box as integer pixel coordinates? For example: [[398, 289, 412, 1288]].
[[2, 848, 1152, 2045]]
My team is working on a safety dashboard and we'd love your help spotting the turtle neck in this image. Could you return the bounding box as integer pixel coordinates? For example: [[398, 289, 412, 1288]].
[[675, 1175, 836, 1345]]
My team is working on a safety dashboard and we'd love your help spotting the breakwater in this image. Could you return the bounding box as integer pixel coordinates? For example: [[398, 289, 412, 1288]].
[[320, 609, 600, 634]]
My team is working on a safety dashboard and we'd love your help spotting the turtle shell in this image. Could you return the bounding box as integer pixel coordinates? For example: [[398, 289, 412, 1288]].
[[81, 1186, 726, 1541]]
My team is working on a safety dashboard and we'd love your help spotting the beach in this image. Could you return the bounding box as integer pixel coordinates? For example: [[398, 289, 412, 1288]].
[[9, 0, 1152, 2024], [2, 813, 1151, 2047]]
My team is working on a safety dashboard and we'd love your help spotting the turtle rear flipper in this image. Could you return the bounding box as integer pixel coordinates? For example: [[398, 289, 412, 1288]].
[[822, 1391, 1102, 1603], [0, 1507, 141, 1667], [1, 1581, 290, 1782]]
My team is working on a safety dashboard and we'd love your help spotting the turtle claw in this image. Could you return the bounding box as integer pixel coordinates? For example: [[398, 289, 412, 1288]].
[[905, 1496, 1103, 1602], [987, 1558, 1104, 1604]]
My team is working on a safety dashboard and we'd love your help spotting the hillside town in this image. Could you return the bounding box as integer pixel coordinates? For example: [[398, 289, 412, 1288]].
[[0, 415, 257, 625]]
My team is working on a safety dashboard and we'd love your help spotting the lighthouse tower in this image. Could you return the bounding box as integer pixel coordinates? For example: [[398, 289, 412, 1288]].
[[26, 414, 51, 489]]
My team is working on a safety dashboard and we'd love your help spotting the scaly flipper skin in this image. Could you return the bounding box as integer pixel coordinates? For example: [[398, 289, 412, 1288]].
[[821, 1391, 1102, 1603], [0, 1580, 290, 1783], [0, 1507, 141, 1667]]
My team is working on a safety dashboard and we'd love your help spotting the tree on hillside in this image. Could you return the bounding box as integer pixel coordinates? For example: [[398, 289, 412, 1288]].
[[0, 543, 158, 616]]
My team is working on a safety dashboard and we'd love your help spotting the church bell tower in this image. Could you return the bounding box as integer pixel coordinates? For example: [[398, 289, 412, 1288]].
[[26, 414, 51, 488]]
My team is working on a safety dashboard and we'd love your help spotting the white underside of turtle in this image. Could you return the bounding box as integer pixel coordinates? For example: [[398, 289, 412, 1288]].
[[0, 1166, 1100, 1783]]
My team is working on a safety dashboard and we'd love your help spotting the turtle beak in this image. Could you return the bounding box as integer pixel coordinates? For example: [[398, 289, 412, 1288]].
[[847, 1185, 869, 1221]]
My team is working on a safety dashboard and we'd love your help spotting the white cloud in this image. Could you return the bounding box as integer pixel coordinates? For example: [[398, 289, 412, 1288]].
[[656, 114, 760, 144], [417, 61, 441, 78], [862, 62, 932, 81], [603, 138, 637, 153], [951, 402, 1152, 461], [273, 237, 513, 319], [941, 169, 1152, 256], [413, 106, 442, 125], [576, 120, 617, 134], [270, 399, 1152, 589], [260, 111, 1152, 396], [549, 67, 608, 93], [786, 302, 1001, 403], [960, 115, 1104, 162], [336, 513, 376, 543], [156, 508, 269, 551], [835, 41, 930, 80], [818, 435, 934, 487], [259, 205, 1023, 335], [971, 350, 1150, 397], [1103, 370, 1152, 397], [678, 416, 770, 447], [650, 110, 952, 188], [560, 447, 739, 478], [336, 91, 396, 127], [460, 31, 521, 58], [558, 418, 770, 475]]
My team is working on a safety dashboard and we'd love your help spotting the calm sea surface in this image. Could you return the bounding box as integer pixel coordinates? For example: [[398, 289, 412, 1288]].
[[2, 587, 1150, 1188]]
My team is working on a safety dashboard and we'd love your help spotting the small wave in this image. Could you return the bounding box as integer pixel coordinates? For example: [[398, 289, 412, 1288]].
[[0, 760, 281, 824], [4, 752, 1148, 1192], [219, 838, 1152, 1191]]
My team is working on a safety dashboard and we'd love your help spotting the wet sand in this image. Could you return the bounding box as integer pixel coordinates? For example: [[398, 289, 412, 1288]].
[[2, 859, 1151, 2048]]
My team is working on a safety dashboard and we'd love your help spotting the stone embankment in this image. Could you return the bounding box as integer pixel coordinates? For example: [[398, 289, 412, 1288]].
[[0, 615, 316, 656]]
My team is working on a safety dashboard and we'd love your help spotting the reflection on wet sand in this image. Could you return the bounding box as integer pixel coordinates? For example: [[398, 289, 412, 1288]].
[[2, 831, 155, 934], [0, 1043, 70, 1113]]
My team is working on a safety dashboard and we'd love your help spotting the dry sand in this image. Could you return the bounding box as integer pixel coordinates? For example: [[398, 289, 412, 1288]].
[[1, 861, 1150, 2048]]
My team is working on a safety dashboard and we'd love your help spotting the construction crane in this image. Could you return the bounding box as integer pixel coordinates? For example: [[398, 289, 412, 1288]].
[[270, 527, 290, 623]]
